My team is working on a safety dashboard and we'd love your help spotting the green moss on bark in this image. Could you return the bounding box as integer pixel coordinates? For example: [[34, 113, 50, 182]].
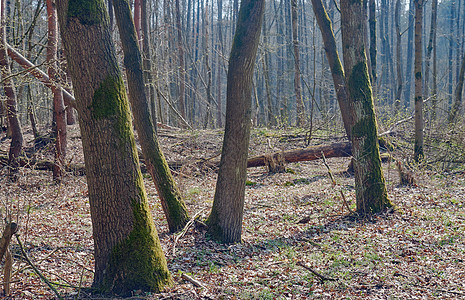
[[102, 180, 172, 295], [91, 75, 133, 150], [67, 0, 105, 25]]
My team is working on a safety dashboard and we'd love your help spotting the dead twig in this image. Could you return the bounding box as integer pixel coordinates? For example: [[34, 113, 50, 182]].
[[173, 209, 206, 256], [297, 261, 337, 283]]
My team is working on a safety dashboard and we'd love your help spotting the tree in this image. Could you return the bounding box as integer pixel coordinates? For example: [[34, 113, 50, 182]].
[[394, 0, 403, 110], [46, 0, 67, 182], [413, 0, 424, 161], [111, 0, 190, 232], [56, 0, 172, 294], [291, 0, 305, 126], [207, 0, 265, 243], [340, 0, 392, 214], [311, 0, 353, 138], [0, 0, 23, 175]]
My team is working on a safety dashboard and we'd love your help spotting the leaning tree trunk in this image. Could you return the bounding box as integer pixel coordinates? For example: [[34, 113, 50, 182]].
[[112, 0, 190, 233], [207, 0, 265, 243], [47, 0, 67, 182], [56, 0, 172, 295], [311, 0, 353, 139], [340, 0, 391, 214], [0, 0, 22, 175], [413, 0, 424, 161]]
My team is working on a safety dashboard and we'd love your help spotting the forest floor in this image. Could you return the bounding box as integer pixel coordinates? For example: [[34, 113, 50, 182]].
[[1, 123, 465, 299]]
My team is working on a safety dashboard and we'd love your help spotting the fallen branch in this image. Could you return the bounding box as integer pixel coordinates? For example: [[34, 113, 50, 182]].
[[181, 273, 207, 289], [297, 261, 337, 283]]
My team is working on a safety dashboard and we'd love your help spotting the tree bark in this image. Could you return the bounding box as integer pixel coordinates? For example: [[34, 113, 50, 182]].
[[112, 0, 190, 233], [341, 0, 391, 214], [56, 0, 172, 294], [207, 0, 265, 243], [413, 0, 424, 161], [46, 0, 67, 182]]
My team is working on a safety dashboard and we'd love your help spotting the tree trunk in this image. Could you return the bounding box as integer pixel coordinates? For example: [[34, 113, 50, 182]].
[[0, 0, 23, 174], [207, 0, 265, 243], [369, 0, 377, 87], [449, 52, 465, 122], [56, 1, 172, 294], [404, 0, 414, 108], [46, 0, 67, 182], [341, 0, 391, 214], [112, 0, 190, 233], [413, 0, 424, 161], [291, 0, 305, 126], [394, 0, 403, 109], [175, 0, 186, 121], [423, 0, 437, 100], [311, 0, 353, 139]]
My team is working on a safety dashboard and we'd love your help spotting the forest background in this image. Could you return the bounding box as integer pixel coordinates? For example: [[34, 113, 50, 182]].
[[0, 0, 464, 298]]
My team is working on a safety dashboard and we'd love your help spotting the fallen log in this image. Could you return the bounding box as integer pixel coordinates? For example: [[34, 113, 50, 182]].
[[1, 142, 353, 175], [247, 142, 352, 168]]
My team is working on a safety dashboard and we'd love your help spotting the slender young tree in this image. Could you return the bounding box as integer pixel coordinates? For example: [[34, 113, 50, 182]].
[[413, 0, 424, 161], [450, 52, 465, 122], [341, 0, 392, 214], [424, 0, 438, 99], [111, 0, 190, 232], [46, 0, 67, 182], [369, 0, 376, 86], [0, 0, 22, 174], [404, 0, 414, 108], [207, 0, 265, 243], [56, 0, 172, 294], [291, 0, 305, 126], [394, 0, 403, 109]]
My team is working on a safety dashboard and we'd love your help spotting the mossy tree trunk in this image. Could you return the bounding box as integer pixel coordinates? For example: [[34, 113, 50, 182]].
[[0, 0, 22, 175], [207, 0, 265, 243], [413, 0, 424, 161], [340, 0, 392, 214], [47, 0, 67, 182], [56, 0, 172, 295], [111, 0, 189, 232]]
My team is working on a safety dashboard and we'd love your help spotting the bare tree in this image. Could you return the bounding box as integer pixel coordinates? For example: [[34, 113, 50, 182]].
[[207, 0, 265, 243]]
